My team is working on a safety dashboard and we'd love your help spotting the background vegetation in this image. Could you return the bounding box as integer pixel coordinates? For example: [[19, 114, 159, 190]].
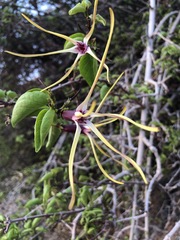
[[0, 0, 179, 239]]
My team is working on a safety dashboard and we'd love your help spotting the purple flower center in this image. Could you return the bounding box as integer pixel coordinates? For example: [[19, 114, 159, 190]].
[[62, 124, 90, 135], [62, 110, 76, 121], [62, 110, 91, 135], [76, 42, 88, 55]]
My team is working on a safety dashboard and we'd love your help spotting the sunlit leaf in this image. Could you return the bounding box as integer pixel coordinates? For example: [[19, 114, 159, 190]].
[[68, 3, 86, 15]]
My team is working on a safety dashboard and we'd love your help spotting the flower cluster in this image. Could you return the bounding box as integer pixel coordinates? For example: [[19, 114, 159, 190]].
[[61, 75, 159, 209], [5, 0, 109, 90], [7, 0, 159, 210]]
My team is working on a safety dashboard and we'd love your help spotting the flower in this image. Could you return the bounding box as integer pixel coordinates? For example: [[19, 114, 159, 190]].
[[5, 0, 110, 90], [62, 85, 159, 209], [59, 9, 159, 210]]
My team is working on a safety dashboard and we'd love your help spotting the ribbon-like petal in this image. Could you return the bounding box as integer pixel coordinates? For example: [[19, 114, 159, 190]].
[[68, 122, 81, 210], [87, 133, 124, 184], [87, 121, 148, 184], [21, 13, 76, 44], [91, 112, 159, 132]]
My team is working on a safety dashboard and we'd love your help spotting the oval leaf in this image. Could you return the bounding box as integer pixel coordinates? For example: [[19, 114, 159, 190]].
[[79, 54, 98, 86], [68, 3, 86, 16], [40, 108, 56, 147], [11, 90, 50, 127], [46, 125, 61, 150], [6, 90, 17, 99], [100, 85, 110, 100], [34, 109, 48, 152]]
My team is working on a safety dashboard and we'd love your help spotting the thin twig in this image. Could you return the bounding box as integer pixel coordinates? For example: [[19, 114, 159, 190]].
[[4, 208, 85, 233], [163, 220, 180, 240]]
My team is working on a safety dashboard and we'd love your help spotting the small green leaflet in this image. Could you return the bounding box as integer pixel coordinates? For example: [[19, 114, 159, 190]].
[[46, 125, 61, 150], [68, 0, 91, 16], [34, 109, 48, 152], [79, 54, 98, 86], [34, 108, 56, 152], [100, 85, 110, 100], [40, 108, 55, 145]]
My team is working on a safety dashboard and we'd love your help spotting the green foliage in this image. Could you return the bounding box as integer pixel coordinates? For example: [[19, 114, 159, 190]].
[[0, 90, 6, 99], [6, 224, 19, 240], [0, 0, 179, 239], [35, 107, 56, 152], [79, 54, 98, 86], [0, 89, 17, 100], [80, 207, 103, 235], [25, 198, 42, 209], [95, 14, 106, 26], [11, 90, 51, 127], [69, 0, 92, 15], [100, 84, 110, 100]]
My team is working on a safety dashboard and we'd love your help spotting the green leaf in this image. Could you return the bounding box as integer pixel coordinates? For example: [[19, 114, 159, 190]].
[[46, 198, 57, 209], [78, 186, 90, 206], [21, 228, 33, 236], [34, 109, 48, 152], [7, 224, 19, 239], [43, 180, 51, 205], [96, 14, 106, 26], [24, 220, 32, 229], [35, 226, 47, 232], [39, 172, 53, 183], [100, 85, 110, 100], [79, 54, 98, 86], [68, 3, 86, 16], [11, 90, 50, 127], [46, 125, 61, 150], [39, 168, 62, 182], [87, 227, 96, 235], [25, 198, 42, 209], [6, 90, 17, 99], [40, 108, 56, 146], [82, 0, 92, 8], [0, 89, 6, 99], [32, 218, 41, 228], [64, 33, 84, 50]]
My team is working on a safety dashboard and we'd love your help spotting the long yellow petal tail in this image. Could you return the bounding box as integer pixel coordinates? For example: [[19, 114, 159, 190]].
[[87, 133, 124, 185], [78, 8, 115, 111], [96, 72, 124, 113], [84, 0, 99, 43], [92, 137, 128, 170], [68, 123, 81, 210], [42, 54, 80, 91], [5, 48, 77, 58], [87, 121, 148, 184], [91, 112, 159, 132], [22, 14, 76, 44]]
